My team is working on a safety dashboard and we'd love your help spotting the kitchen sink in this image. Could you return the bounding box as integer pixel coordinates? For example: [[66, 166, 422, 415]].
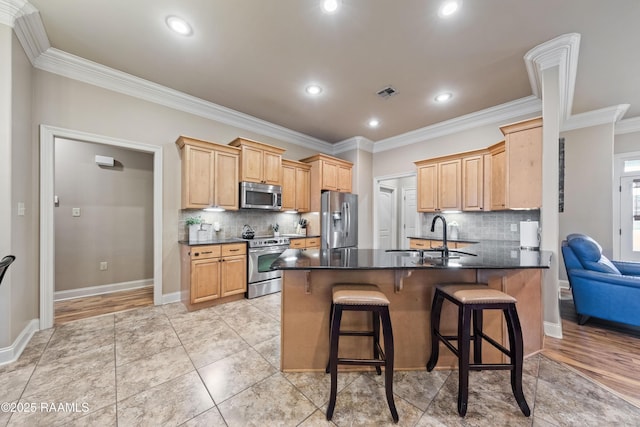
[[385, 249, 477, 260]]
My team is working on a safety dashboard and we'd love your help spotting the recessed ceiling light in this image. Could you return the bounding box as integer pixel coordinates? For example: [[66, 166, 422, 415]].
[[434, 92, 453, 103], [305, 84, 323, 95], [438, 0, 461, 18], [166, 16, 193, 36], [368, 118, 380, 128], [322, 0, 340, 13]]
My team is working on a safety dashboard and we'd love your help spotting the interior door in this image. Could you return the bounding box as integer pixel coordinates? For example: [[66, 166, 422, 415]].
[[402, 188, 417, 249], [377, 185, 396, 249], [620, 175, 640, 261]]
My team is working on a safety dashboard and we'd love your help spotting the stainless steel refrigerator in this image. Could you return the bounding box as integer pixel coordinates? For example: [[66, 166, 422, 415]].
[[321, 191, 358, 249]]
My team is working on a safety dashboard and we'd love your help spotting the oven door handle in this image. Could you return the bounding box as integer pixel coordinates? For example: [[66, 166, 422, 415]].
[[249, 246, 290, 254]]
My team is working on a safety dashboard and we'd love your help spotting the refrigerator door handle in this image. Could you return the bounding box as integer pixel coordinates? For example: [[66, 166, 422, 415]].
[[344, 202, 350, 238]]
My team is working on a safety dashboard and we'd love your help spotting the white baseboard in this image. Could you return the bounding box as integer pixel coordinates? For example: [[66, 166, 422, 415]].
[[54, 279, 153, 301], [162, 291, 181, 305], [0, 319, 39, 366], [544, 321, 563, 339]]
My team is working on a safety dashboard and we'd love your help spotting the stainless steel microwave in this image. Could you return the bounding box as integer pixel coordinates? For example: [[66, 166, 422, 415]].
[[240, 182, 282, 210]]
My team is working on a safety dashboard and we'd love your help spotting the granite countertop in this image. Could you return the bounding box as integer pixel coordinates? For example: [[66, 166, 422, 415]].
[[179, 238, 247, 246], [270, 240, 551, 270], [179, 234, 321, 246]]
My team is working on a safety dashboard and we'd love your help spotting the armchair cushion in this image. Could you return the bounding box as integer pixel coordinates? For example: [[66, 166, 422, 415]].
[[567, 234, 621, 275]]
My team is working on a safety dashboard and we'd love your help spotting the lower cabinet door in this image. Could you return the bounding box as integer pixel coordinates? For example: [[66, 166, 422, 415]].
[[221, 255, 247, 297], [191, 258, 221, 303]]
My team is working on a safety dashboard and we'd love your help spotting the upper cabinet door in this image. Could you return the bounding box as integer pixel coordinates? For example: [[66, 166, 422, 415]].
[[322, 161, 338, 191], [489, 142, 507, 210], [296, 167, 311, 212], [438, 159, 461, 211], [417, 162, 438, 212], [337, 165, 352, 193], [214, 150, 239, 210], [281, 162, 296, 211], [462, 155, 484, 211], [240, 145, 264, 183], [183, 145, 214, 208], [263, 151, 282, 185]]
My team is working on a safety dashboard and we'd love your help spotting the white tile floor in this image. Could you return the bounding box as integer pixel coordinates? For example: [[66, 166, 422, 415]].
[[1, 293, 639, 426]]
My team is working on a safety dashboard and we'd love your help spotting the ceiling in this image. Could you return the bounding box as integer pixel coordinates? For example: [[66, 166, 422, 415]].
[[25, 0, 640, 143]]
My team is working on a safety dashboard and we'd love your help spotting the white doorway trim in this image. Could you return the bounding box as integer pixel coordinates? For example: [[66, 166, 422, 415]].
[[373, 172, 417, 249], [613, 150, 640, 259], [39, 125, 163, 329]]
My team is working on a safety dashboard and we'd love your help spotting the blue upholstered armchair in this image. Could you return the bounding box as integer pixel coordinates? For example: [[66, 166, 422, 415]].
[[561, 234, 640, 327]]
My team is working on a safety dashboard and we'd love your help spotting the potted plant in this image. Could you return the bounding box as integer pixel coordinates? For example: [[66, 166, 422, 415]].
[[272, 223, 280, 237], [186, 216, 202, 241]]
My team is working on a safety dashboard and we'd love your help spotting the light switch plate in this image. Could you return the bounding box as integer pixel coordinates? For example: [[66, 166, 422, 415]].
[[510, 223, 518, 232], [17, 202, 25, 216], [72, 208, 81, 217]]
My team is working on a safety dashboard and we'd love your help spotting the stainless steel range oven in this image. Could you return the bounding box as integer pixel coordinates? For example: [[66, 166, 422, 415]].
[[247, 236, 290, 299]]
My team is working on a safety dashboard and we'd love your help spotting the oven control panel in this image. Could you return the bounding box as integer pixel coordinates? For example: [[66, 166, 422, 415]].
[[247, 237, 291, 248]]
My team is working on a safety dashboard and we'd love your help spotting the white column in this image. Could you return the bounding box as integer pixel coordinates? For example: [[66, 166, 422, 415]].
[[540, 65, 562, 338]]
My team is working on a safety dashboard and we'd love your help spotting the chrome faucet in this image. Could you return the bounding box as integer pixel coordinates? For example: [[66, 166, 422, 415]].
[[430, 214, 449, 258]]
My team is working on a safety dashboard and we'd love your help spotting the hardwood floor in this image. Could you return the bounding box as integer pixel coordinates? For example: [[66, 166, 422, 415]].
[[54, 286, 154, 325], [543, 289, 640, 408]]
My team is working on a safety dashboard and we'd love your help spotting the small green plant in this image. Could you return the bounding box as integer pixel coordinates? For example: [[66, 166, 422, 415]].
[[185, 216, 202, 226]]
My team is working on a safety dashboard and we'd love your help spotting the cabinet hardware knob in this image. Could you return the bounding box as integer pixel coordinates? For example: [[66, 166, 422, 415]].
[[229, 249, 239, 252]]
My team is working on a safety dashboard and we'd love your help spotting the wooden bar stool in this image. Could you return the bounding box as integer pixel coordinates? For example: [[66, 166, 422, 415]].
[[426, 283, 530, 417], [326, 284, 398, 423]]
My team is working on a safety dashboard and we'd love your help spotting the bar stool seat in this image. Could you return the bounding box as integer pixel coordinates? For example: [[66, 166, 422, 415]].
[[426, 283, 530, 417], [326, 283, 398, 423]]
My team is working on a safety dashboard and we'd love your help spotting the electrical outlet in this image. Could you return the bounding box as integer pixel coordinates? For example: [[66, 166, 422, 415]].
[[510, 223, 518, 232], [510, 250, 518, 259], [99, 261, 108, 271], [72, 208, 81, 217]]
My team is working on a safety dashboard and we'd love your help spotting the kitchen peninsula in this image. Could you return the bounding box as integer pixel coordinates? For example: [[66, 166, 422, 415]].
[[271, 242, 551, 372]]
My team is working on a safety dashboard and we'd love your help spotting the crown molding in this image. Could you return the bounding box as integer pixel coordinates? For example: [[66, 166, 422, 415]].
[[561, 104, 629, 132], [12, 4, 48, 62], [373, 96, 542, 153], [333, 136, 374, 154], [33, 48, 333, 152], [524, 33, 580, 123], [616, 116, 640, 135], [0, 0, 35, 27]]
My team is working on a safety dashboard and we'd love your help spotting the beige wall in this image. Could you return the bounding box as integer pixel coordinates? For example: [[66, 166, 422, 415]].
[[0, 25, 12, 347], [54, 139, 154, 292], [0, 28, 37, 348], [32, 70, 320, 298], [615, 131, 640, 154], [559, 123, 615, 280], [371, 114, 538, 179]]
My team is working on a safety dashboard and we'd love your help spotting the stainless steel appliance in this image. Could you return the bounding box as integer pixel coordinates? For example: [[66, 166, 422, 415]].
[[247, 236, 290, 298], [321, 191, 358, 249], [240, 182, 282, 210]]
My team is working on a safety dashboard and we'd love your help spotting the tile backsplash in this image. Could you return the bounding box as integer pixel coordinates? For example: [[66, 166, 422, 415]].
[[179, 210, 305, 241], [420, 210, 540, 242]]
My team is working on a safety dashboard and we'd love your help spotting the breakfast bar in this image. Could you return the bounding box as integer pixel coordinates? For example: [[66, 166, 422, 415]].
[[271, 242, 552, 372]]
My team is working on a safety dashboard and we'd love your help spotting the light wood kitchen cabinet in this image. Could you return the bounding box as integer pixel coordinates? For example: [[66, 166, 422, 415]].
[[409, 239, 471, 250], [415, 156, 461, 212], [290, 237, 320, 249], [489, 117, 542, 210], [462, 151, 486, 211], [282, 160, 311, 212], [416, 161, 437, 211], [176, 136, 240, 210], [489, 141, 507, 210], [228, 137, 285, 186], [180, 243, 247, 310], [300, 153, 354, 211]]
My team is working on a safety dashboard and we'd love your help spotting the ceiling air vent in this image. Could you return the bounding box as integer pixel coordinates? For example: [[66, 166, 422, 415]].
[[376, 86, 397, 99]]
